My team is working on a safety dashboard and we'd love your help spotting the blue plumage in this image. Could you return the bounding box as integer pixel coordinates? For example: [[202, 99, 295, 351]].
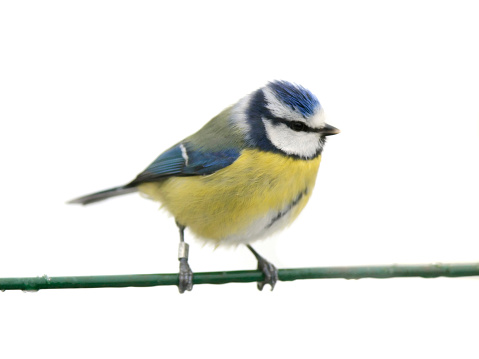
[[139, 145, 184, 177], [182, 147, 239, 175], [243, 81, 325, 158], [245, 89, 280, 153], [130, 143, 240, 185], [68, 80, 340, 293], [267, 80, 321, 117]]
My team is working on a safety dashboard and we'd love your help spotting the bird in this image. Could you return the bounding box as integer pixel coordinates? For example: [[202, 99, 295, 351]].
[[68, 80, 340, 293]]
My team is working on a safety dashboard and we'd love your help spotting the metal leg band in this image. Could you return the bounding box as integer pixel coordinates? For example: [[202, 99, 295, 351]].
[[178, 242, 189, 260]]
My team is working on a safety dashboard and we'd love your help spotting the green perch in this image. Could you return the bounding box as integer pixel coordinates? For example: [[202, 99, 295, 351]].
[[1, 262, 479, 292]]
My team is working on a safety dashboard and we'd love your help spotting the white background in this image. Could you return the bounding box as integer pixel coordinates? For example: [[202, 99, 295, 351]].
[[1, 1, 479, 358]]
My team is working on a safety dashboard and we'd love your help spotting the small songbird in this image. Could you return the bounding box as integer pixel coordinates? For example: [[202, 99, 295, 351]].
[[69, 80, 340, 293]]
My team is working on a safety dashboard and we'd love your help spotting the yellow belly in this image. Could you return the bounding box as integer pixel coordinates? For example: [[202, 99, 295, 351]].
[[138, 149, 321, 244]]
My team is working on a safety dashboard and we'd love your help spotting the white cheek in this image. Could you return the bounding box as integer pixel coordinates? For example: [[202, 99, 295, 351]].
[[263, 118, 322, 158]]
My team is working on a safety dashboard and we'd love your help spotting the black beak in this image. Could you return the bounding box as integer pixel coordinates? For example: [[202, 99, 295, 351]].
[[319, 123, 341, 136]]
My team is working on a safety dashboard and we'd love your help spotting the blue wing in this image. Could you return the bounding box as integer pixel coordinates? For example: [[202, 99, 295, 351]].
[[129, 142, 240, 185]]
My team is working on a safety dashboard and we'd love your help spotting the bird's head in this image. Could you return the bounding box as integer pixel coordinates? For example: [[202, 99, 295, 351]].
[[231, 80, 340, 159]]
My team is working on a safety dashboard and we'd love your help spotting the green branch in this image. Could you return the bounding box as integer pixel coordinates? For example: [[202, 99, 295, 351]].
[[1, 262, 479, 291]]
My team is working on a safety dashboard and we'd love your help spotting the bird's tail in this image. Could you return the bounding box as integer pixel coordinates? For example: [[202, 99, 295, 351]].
[[67, 185, 138, 205]]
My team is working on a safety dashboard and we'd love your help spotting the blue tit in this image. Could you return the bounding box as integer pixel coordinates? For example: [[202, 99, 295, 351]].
[[69, 80, 340, 293]]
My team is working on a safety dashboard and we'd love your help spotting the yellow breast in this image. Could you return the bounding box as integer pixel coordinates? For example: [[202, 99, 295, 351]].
[[138, 149, 321, 244]]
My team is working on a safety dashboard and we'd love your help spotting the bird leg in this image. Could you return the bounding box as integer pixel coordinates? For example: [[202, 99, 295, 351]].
[[176, 222, 193, 293], [247, 244, 278, 291]]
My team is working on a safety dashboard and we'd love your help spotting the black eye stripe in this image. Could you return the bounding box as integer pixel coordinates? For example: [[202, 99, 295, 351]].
[[269, 118, 320, 133]]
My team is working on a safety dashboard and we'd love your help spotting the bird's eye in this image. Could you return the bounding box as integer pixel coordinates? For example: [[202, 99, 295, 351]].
[[289, 121, 306, 132]]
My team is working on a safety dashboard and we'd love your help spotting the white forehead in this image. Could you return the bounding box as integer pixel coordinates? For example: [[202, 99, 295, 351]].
[[263, 87, 325, 129]]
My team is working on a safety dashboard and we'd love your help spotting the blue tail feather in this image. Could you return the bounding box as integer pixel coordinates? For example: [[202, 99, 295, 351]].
[[67, 186, 138, 205]]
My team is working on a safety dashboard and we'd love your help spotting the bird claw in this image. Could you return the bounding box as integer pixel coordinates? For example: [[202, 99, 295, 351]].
[[256, 257, 278, 291], [178, 258, 193, 293]]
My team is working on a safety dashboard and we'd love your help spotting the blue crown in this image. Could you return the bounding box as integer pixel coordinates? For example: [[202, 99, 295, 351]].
[[267, 80, 321, 117]]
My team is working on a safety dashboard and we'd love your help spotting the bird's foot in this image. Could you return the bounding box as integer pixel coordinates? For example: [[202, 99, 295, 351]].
[[256, 257, 278, 291], [247, 245, 278, 291], [178, 258, 193, 293]]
